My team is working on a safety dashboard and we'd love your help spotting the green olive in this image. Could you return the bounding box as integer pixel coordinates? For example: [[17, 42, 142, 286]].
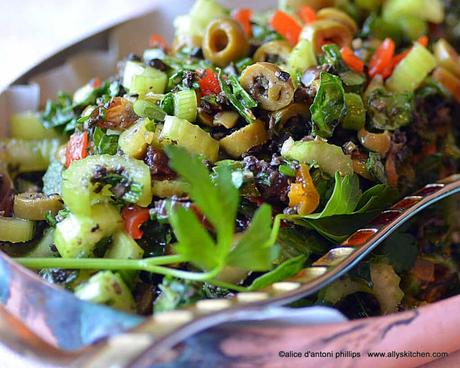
[[300, 19, 353, 54], [271, 103, 310, 131], [316, 7, 358, 35], [202, 17, 249, 67], [197, 109, 214, 127], [434, 39, 460, 79], [358, 129, 391, 156], [253, 41, 292, 65], [13, 192, 63, 221], [220, 121, 268, 157], [213, 111, 239, 129], [240, 62, 295, 111]]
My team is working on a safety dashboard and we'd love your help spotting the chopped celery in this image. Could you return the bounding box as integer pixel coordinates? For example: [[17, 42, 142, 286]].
[[62, 155, 152, 216], [397, 16, 427, 41], [0, 216, 35, 243], [174, 89, 197, 122], [73, 83, 96, 106], [386, 43, 437, 93], [105, 231, 144, 260], [10, 112, 59, 140], [383, 0, 444, 25], [341, 93, 365, 131], [370, 262, 404, 314], [118, 118, 155, 159], [105, 231, 144, 286], [152, 180, 191, 198], [159, 115, 219, 162], [54, 203, 123, 258], [133, 99, 166, 121], [174, 0, 228, 39], [75, 271, 136, 312], [288, 39, 317, 76], [281, 137, 353, 176], [122, 61, 167, 95], [26, 228, 58, 258], [0, 138, 61, 172]]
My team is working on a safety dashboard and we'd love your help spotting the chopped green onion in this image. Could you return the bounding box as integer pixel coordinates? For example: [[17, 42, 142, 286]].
[[174, 89, 198, 122], [279, 164, 296, 177]]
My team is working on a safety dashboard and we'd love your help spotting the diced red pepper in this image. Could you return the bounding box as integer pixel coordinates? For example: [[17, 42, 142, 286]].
[[149, 33, 168, 50], [270, 10, 302, 46], [198, 69, 221, 96], [369, 38, 395, 78], [121, 205, 150, 239], [340, 47, 364, 73], [65, 131, 89, 168], [417, 35, 429, 48], [232, 8, 252, 36], [298, 5, 317, 24], [90, 77, 102, 89]]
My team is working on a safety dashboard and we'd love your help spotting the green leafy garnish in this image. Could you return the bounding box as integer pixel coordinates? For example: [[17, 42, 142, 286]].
[[248, 255, 307, 290], [310, 72, 346, 138], [367, 88, 414, 130], [93, 127, 119, 155], [40, 92, 76, 131], [217, 69, 257, 124], [166, 145, 279, 273], [382, 232, 418, 273]]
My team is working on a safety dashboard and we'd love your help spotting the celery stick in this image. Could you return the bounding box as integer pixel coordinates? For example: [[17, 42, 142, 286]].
[[174, 89, 197, 122], [75, 271, 136, 312], [281, 137, 353, 176], [54, 203, 122, 258], [10, 112, 59, 140], [341, 93, 365, 131], [0, 216, 35, 243], [288, 39, 317, 76], [386, 43, 437, 93], [159, 115, 219, 162], [0, 138, 61, 172], [383, 0, 444, 24]]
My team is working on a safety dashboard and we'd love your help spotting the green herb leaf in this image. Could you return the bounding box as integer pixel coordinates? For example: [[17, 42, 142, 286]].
[[217, 69, 257, 124], [93, 127, 119, 155], [248, 255, 306, 290], [307, 173, 361, 219], [367, 88, 414, 131], [310, 72, 346, 138], [40, 91, 76, 131], [382, 232, 418, 273], [227, 204, 279, 271]]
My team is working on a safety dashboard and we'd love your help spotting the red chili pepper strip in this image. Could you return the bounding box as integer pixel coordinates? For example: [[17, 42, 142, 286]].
[[122, 205, 150, 240], [232, 8, 252, 36], [340, 47, 364, 73], [298, 5, 317, 24], [270, 10, 302, 46], [198, 69, 221, 96], [65, 131, 88, 168], [149, 33, 168, 50], [369, 38, 395, 78]]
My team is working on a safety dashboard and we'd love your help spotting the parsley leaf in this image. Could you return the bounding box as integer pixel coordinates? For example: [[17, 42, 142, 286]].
[[40, 92, 76, 131], [248, 255, 306, 290], [383, 232, 418, 273], [310, 72, 346, 138], [93, 127, 119, 155], [217, 69, 257, 124], [165, 145, 277, 274]]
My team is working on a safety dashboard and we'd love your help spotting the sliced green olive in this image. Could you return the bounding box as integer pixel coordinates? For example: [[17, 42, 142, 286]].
[[358, 129, 391, 156], [433, 67, 460, 103], [434, 39, 460, 79], [316, 7, 358, 35], [220, 121, 268, 157], [300, 19, 353, 54], [271, 103, 310, 131], [253, 41, 292, 65], [0, 216, 35, 243], [240, 62, 295, 111], [13, 192, 63, 221], [202, 17, 249, 67], [197, 109, 214, 127], [213, 111, 239, 129]]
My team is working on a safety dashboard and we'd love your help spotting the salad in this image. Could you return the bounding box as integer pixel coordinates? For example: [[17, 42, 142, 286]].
[[1, 0, 460, 318]]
